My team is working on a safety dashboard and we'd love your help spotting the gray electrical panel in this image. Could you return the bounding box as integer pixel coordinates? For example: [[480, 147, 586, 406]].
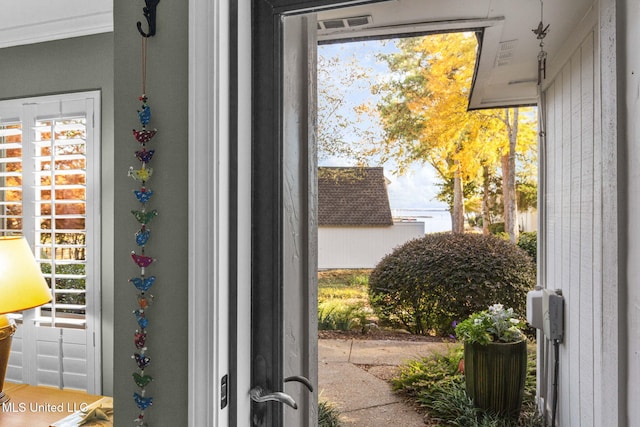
[[542, 289, 564, 342], [527, 287, 564, 342]]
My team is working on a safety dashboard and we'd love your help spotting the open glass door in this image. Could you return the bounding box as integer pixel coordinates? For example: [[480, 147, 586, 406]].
[[249, 5, 319, 426], [249, 1, 395, 425]]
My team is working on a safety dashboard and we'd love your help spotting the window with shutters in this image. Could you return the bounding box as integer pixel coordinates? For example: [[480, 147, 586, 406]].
[[0, 91, 101, 393]]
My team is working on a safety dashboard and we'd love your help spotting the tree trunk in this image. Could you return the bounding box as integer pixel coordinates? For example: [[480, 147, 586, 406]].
[[482, 165, 490, 235], [502, 108, 519, 243], [452, 161, 465, 233]]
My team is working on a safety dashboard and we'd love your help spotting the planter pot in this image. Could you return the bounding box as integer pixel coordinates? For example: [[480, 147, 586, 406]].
[[463, 340, 527, 418]]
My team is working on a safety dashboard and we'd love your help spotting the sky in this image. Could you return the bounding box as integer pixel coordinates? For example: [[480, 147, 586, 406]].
[[317, 39, 449, 211]]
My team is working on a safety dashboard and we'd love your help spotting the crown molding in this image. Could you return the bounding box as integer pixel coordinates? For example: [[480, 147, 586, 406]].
[[0, 10, 113, 49]]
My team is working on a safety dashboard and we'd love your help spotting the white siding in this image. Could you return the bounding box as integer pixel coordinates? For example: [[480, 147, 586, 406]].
[[318, 222, 424, 269], [541, 3, 623, 423], [543, 35, 595, 427], [624, 0, 640, 422]]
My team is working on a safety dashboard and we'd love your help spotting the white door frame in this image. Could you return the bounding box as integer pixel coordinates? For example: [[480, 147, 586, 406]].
[[188, 0, 253, 425]]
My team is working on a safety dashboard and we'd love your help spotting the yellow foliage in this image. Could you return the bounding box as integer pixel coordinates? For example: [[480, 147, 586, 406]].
[[377, 32, 537, 186]]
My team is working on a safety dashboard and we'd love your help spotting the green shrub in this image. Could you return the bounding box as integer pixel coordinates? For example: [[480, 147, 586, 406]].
[[392, 346, 464, 395], [318, 301, 368, 331], [517, 232, 537, 262], [368, 233, 536, 336], [488, 222, 505, 234], [493, 231, 511, 241]]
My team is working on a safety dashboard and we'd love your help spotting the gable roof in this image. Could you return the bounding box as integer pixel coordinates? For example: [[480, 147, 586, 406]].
[[318, 167, 393, 226]]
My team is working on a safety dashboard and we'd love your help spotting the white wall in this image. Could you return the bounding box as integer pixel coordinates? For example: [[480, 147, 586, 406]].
[[540, 1, 624, 424], [518, 208, 538, 233], [318, 222, 424, 269]]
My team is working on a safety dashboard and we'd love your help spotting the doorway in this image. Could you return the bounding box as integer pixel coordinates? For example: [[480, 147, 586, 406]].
[[187, 0, 530, 425], [248, 1, 512, 425]]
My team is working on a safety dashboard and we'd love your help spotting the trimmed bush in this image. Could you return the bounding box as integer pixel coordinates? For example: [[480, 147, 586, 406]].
[[368, 233, 536, 336]]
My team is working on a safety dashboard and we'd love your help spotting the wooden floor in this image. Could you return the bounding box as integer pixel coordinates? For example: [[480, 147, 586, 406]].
[[0, 382, 110, 427]]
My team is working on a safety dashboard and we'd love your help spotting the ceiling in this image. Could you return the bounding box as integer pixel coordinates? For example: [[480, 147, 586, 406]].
[[317, 0, 596, 109], [0, 0, 595, 110]]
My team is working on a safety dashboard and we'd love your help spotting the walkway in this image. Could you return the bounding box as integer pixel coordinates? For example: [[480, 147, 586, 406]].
[[318, 338, 451, 426]]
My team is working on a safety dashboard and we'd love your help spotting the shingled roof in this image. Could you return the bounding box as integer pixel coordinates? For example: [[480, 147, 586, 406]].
[[318, 167, 393, 226]]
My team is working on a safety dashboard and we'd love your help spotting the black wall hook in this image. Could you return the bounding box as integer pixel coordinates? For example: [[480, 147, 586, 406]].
[[137, 0, 160, 37]]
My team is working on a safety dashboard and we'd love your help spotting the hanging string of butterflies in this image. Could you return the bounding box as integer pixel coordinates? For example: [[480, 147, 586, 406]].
[[129, 92, 156, 425], [128, 17, 158, 423]]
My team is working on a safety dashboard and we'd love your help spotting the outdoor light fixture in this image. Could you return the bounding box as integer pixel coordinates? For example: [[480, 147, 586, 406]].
[[0, 236, 52, 403]]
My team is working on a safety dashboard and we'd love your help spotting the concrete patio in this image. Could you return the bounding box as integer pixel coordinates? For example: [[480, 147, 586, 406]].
[[318, 338, 452, 426]]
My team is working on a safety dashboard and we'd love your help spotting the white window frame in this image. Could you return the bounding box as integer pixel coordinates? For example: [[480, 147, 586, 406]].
[[0, 91, 101, 393]]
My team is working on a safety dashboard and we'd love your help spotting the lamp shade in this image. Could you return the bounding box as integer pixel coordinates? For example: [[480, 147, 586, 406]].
[[0, 236, 51, 314]]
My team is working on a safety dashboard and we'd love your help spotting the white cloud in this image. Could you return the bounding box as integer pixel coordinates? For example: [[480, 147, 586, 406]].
[[385, 164, 447, 209]]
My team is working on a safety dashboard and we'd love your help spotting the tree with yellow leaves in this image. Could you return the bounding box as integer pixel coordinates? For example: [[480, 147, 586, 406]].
[[374, 32, 537, 239]]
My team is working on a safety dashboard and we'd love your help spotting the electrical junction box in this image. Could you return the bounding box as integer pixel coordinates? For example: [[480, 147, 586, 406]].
[[542, 289, 564, 342], [526, 287, 544, 329]]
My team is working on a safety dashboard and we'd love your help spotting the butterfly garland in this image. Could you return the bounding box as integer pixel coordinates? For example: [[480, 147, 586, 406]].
[[129, 92, 158, 426], [130, 8, 161, 424]]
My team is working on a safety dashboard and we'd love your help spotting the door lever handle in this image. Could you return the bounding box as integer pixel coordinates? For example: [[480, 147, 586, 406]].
[[250, 386, 298, 409], [284, 375, 314, 393]]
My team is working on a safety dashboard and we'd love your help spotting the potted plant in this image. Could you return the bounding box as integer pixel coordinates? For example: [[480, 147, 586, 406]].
[[455, 304, 528, 418]]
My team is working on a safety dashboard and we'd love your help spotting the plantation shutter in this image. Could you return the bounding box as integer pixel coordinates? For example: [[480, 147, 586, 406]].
[[0, 92, 101, 393]]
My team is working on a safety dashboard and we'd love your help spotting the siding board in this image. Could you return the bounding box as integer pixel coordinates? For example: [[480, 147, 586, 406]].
[[559, 64, 572, 427], [578, 33, 595, 427], [569, 50, 582, 426], [590, 20, 603, 425], [541, 25, 607, 426]]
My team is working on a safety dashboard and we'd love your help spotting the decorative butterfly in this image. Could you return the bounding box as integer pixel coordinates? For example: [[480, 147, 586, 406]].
[[138, 105, 151, 126], [131, 209, 158, 225], [133, 372, 153, 388], [129, 276, 155, 292], [129, 167, 153, 183], [134, 189, 154, 204], [134, 309, 148, 329], [133, 392, 153, 410], [134, 332, 147, 349], [135, 148, 156, 164], [138, 294, 153, 309], [136, 228, 151, 246], [133, 129, 157, 144], [131, 252, 155, 268], [133, 353, 151, 369]]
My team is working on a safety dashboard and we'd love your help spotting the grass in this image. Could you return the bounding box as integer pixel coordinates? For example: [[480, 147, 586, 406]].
[[393, 344, 544, 426], [318, 400, 342, 427], [318, 269, 372, 331]]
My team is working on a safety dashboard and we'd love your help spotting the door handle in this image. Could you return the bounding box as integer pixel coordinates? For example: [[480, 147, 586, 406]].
[[249, 375, 314, 410], [250, 386, 298, 409], [284, 375, 314, 393]]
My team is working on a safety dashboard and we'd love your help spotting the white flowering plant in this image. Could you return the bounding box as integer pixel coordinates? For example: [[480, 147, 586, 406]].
[[454, 304, 526, 345]]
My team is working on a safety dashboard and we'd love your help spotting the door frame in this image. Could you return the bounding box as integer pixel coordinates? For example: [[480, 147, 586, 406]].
[[188, 1, 391, 426], [188, 0, 514, 425]]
